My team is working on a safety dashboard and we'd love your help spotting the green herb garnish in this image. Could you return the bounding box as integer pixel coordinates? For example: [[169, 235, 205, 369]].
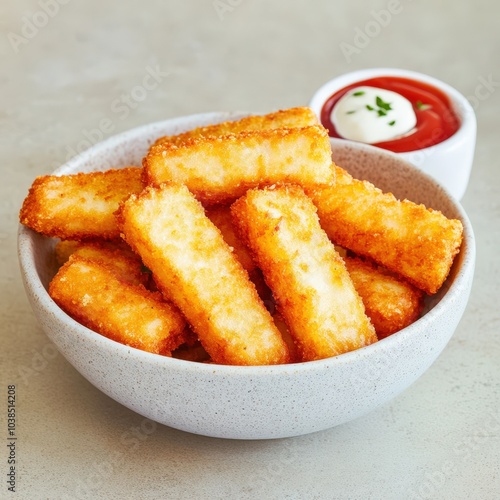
[[388, 120, 396, 126], [346, 110, 356, 114], [363, 95, 394, 118], [353, 91, 365, 96], [416, 100, 430, 110], [376, 96, 392, 111]]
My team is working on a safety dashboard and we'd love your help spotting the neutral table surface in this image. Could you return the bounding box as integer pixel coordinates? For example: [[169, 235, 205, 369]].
[[2, 1, 499, 499]]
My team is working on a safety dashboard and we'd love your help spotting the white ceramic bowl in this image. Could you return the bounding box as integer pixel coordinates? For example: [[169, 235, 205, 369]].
[[310, 68, 477, 200], [18, 113, 475, 440]]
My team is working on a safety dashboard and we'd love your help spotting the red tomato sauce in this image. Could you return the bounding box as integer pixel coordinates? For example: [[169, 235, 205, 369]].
[[320, 76, 460, 153]]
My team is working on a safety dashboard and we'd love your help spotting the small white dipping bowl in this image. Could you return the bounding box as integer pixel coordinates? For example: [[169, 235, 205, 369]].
[[310, 68, 477, 200], [18, 113, 475, 440]]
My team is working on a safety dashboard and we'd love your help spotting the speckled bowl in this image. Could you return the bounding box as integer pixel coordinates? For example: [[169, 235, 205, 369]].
[[18, 113, 475, 440]]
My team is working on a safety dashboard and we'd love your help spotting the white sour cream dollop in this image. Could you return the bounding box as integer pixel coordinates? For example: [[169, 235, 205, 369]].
[[331, 86, 417, 144]]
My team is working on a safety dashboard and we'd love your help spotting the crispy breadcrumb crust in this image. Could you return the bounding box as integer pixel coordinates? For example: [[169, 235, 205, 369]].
[[19, 106, 466, 365], [152, 107, 319, 147], [143, 126, 334, 205], [204, 205, 270, 299], [116, 182, 290, 366], [54, 239, 148, 287], [344, 256, 424, 338], [308, 166, 463, 295], [231, 185, 377, 362], [19, 167, 144, 240], [49, 256, 187, 355], [205, 206, 257, 275]]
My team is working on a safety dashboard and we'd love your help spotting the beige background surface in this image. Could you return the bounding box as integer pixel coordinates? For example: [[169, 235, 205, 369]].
[[1, 0, 499, 498]]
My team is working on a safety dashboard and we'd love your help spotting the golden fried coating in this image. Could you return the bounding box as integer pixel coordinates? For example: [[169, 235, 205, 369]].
[[19, 167, 144, 240], [344, 257, 424, 338], [54, 239, 148, 286], [116, 183, 290, 366], [55, 239, 139, 264], [49, 256, 187, 355], [152, 107, 319, 147], [205, 206, 257, 275], [308, 166, 463, 295], [205, 206, 270, 299], [231, 185, 377, 362], [143, 126, 334, 205]]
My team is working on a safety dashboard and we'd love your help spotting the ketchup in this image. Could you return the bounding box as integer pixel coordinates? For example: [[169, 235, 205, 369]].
[[320, 76, 460, 153]]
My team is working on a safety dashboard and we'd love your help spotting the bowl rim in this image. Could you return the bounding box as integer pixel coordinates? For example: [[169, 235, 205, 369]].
[[309, 67, 477, 155], [17, 113, 476, 377]]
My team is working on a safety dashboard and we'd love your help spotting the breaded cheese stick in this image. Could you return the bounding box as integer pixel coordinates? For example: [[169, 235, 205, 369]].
[[205, 206, 257, 276], [205, 206, 269, 300], [116, 183, 290, 366], [19, 167, 144, 240], [152, 107, 319, 147], [308, 166, 463, 295], [54, 240, 148, 286], [344, 257, 424, 338], [231, 185, 377, 362], [143, 126, 334, 205], [55, 239, 138, 266], [49, 256, 187, 355]]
